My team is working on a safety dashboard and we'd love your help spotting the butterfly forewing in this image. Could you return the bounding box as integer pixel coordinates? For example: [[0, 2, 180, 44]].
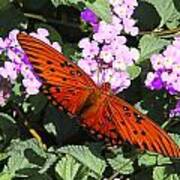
[[17, 33, 97, 115]]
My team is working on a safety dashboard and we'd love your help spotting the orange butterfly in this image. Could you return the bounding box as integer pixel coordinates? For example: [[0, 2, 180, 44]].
[[17, 33, 180, 157]]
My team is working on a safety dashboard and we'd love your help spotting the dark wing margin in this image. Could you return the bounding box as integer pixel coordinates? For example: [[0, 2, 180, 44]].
[[17, 33, 98, 115], [108, 96, 180, 157], [80, 92, 180, 157]]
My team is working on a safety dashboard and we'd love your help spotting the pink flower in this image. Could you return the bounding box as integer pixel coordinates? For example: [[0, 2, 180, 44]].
[[170, 100, 180, 118], [0, 61, 18, 82], [0, 91, 10, 107]]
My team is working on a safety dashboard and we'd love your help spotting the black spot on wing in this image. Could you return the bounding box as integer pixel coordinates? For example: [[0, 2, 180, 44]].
[[50, 68, 55, 72], [60, 61, 74, 68], [46, 60, 53, 64], [56, 87, 61, 92], [141, 130, 146, 136], [123, 106, 129, 111], [76, 70, 82, 77], [70, 70, 76, 76], [125, 112, 131, 117], [62, 77, 67, 81], [133, 112, 144, 123]]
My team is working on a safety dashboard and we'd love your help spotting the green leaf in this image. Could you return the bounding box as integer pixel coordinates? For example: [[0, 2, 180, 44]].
[[0, 113, 18, 147], [39, 153, 57, 174], [0, 172, 12, 180], [138, 35, 170, 63], [169, 133, 180, 146], [85, 0, 112, 23], [50, 0, 112, 22], [58, 145, 106, 176], [55, 155, 81, 180], [5, 139, 51, 177], [0, 153, 8, 162], [21, 0, 50, 11], [0, 0, 26, 31], [44, 122, 57, 136], [138, 153, 157, 166], [29, 93, 48, 114], [157, 155, 171, 166], [50, 0, 80, 7], [6, 152, 36, 177], [12, 82, 21, 96], [127, 65, 141, 80], [153, 166, 166, 180], [108, 154, 134, 175], [153, 166, 179, 180], [144, 0, 180, 27]]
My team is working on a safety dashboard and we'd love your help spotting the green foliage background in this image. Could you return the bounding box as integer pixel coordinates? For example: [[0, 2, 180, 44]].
[[0, 0, 180, 179]]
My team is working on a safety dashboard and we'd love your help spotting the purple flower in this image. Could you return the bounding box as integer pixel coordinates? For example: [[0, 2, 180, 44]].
[[151, 77, 163, 90], [0, 79, 11, 107], [78, 38, 99, 59], [81, 8, 99, 32], [81, 8, 98, 24], [145, 36, 180, 95], [78, 0, 139, 93], [170, 100, 180, 118], [0, 91, 10, 107], [0, 28, 62, 97], [0, 61, 18, 82]]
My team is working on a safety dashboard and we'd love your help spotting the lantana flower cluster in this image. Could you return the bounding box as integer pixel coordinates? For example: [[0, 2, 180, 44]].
[[0, 28, 62, 106], [79, 0, 139, 93], [145, 37, 180, 117]]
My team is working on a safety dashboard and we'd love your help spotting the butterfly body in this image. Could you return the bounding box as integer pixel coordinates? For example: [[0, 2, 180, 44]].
[[17, 33, 180, 157]]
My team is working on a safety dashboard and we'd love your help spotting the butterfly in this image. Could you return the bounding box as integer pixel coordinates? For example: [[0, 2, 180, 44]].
[[17, 32, 180, 157]]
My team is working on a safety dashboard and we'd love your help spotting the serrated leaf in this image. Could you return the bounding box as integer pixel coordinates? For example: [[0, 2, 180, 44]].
[[157, 154, 171, 166], [39, 153, 57, 174], [5, 139, 49, 177], [6, 152, 36, 177], [85, 0, 112, 23], [21, 0, 49, 11], [0, 172, 12, 180], [0, 0, 26, 31], [12, 82, 21, 96], [108, 154, 134, 175], [144, 0, 180, 27], [138, 35, 169, 63], [7, 139, 47, 159], [51, 0, 112, 22], [0, 153, 8, 162], [169, 133, 180, 146], [0, 113, 18, 146], [58, 145, 106, 176], [51, 0, 81, 7], [138, 153, 157, 166], [153, 166, 166, 180], [127, 65, 141, 79], [44, 122, 57, 136], [153, 166, 179, 180], [29, 93, 48, 114], [55, 155, 81, 180]]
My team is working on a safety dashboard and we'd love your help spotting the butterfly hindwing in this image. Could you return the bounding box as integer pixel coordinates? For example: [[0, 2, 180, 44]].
[[17, 33, 97, 115]]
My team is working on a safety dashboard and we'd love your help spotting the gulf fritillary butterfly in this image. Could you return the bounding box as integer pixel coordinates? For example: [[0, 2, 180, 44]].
[[17, 33, 180, 157]]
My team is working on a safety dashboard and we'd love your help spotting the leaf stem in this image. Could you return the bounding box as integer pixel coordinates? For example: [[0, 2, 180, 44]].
[[24, 13, 80, 29], [139, 27, 180, 37]]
